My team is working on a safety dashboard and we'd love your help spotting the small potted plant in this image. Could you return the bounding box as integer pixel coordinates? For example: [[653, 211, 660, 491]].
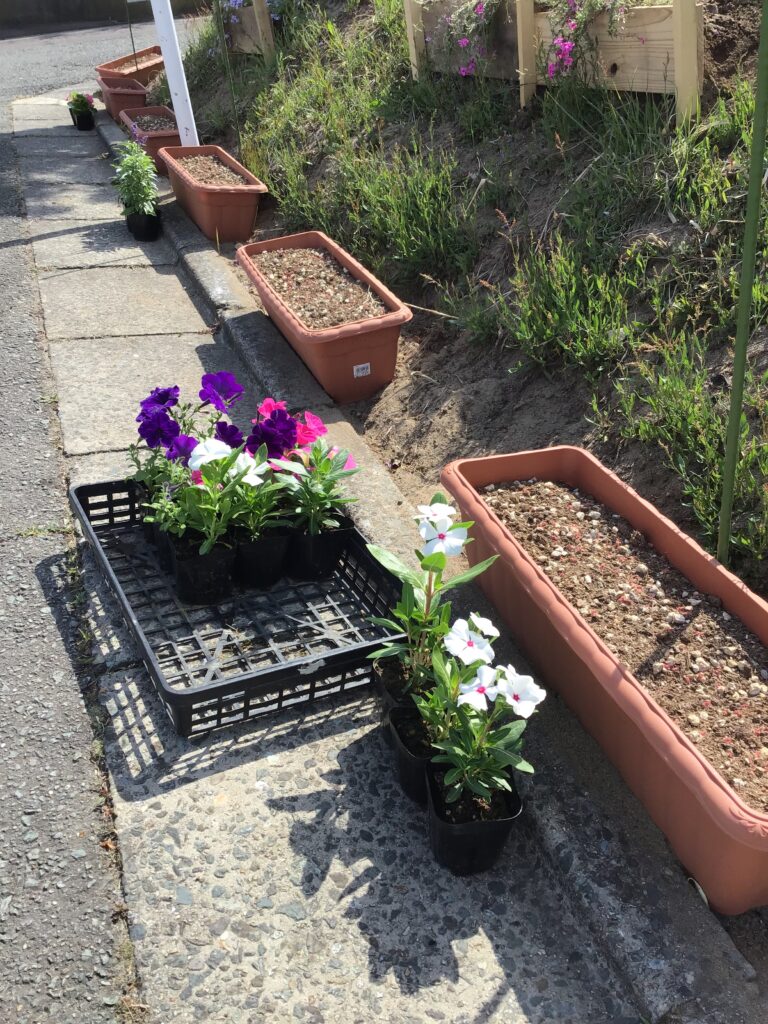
[[67, 92, 95, 131], [112, 141, 162, 242], [421, 647, 545, 874], [366, 496, 497, 724]]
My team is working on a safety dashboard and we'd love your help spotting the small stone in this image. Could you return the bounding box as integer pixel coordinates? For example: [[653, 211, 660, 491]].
[[667, 612, 687, 625], [175, 886, 193, 906], [687, 713, 701, 727], [652, 662, 664, 676], [276, 902, 307, 922], [71, 849, 86, 860], [636, 563, 649, 576], [750, 682, 762, 697]]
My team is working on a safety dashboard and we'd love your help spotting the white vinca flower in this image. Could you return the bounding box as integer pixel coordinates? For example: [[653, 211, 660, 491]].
[[494, 665, 546, 719], [444, 618, 494, 666], [469, 612, 499, 639], [188, 438, 232, 471], [419, 517, 467, 557], [229, 452, 268, 487], [458, 665, 502, 710], [416, 501, 457, 524]]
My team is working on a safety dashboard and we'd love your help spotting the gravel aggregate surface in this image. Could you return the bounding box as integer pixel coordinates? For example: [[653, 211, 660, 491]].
[[133, 113, 177, 133], [485, 480, 768, 811], [253, 247, 389, 329]]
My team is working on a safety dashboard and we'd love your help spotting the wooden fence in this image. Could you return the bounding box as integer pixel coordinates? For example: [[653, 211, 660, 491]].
[[404, 0, 704, 124]]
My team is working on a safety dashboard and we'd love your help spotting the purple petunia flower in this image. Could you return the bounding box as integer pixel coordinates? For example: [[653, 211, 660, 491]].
[[215, 420, 244, 448], [137, 385, 180, 421], [199, 371, 244, 413], [165, 433, 198, 466], [138, 409, 180, 449], [245, 408, 297, 459]]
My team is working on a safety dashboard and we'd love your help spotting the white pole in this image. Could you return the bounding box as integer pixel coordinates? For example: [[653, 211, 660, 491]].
[[148, 0, 199, 145]]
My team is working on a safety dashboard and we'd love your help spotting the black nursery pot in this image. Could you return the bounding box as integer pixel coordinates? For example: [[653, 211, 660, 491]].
[[286, 518, 354, 581], [170, 538, 235, 604], [234, 530, 290, 589], [426, 764, 523, 876], [152, 522, 173, 571], [73, 110, 94, 131], [373, 660, 412, 741], [126, 210, 162, 242], [389, 707, 431, 806]]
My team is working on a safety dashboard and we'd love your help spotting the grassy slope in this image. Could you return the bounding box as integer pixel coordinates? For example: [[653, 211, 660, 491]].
[[161, 1, 768, 588]]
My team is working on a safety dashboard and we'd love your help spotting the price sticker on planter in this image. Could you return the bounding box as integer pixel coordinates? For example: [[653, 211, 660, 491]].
[[353, 362, 371, 378]]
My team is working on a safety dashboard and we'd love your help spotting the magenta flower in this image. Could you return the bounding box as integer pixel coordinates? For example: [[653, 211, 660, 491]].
[[474, 1, 485, 13], [295, 410, 328, 447], [458, 37, 470, 47], [199, 371, 243, 412], [255, 396, 287, 418], [547, 62, 558, 78]]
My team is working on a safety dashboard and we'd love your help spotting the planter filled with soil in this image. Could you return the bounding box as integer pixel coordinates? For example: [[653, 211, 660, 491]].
[[97, 74, 148, 121], [442, 446, 768, 913], [119, 106, 180, 174], [426, 763, 522, 875], [96, 46, 164, 87], [159, 144, 268, 242], [237, 231, 413, 403], [389, 707, 431, 804]]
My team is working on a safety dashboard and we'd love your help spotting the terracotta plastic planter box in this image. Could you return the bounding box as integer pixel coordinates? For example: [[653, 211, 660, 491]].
[[237, 231, 412, 403], [97, 75, 147, 121], [159, 144, 267, 243], [442, 446, 768, 914], [119, 106, 180, 175], [95, 45, 164, 87]]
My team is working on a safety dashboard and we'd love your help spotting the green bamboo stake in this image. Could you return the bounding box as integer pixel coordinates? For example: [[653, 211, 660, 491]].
[[717, 0, 768, 565], [211, 0, 243, 152], [125, 0, 140, 73]]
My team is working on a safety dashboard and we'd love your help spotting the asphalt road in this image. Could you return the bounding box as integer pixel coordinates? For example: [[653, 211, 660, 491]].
[[0, 17, 194, 1021]]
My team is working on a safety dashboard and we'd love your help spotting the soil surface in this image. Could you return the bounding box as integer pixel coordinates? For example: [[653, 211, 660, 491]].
[[134, 113, 176, 132], [250, 247, 389, 329], [484, 479, 768, 812], [110, 53, 161, 72], [178, 154, 247, 187], [432, 769, 518, 824]]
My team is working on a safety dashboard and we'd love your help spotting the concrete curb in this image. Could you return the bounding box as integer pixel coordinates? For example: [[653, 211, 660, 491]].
[[94, 108, 764, 1024]]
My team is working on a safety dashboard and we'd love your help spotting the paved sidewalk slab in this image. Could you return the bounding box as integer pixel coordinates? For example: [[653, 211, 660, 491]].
[[20, 153, 114, 186], [23, 181, 121, 221], [29, 218, 177, 270], [97, 666, 639, 1024], [12, 101, 70, 122], [39, 267, 209, 339], [49, 333, 255, 455], [14, 134, 108, 157]]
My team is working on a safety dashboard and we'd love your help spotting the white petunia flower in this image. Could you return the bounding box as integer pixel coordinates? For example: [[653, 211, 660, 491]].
[[444, 618, 494, 666], [188, 438, 232, 471], [419, 517, 467, 557], [494, 665, 546, 718], [458, 665, 501, 710], [469, 612, 499, 639], [229, 451, 268, 487], [416, 501, 457, 524]]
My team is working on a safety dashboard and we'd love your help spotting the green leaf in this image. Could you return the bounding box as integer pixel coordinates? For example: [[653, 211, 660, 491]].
[[440, 556, 499, 593], [420, 551, 447, 574], [366, 545, 422, 588]]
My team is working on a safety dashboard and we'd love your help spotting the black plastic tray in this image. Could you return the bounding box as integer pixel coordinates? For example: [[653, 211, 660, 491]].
[[71, 480, 403, 737]]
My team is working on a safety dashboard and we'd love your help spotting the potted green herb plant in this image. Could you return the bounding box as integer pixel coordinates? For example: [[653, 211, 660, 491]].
[[112, 141, 162, 242], [421, 647, 545, 874], [67, 91, 95, 131]]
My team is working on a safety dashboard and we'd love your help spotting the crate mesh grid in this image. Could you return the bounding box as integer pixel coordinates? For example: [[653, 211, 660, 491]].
[[74, 481, 401, 736]]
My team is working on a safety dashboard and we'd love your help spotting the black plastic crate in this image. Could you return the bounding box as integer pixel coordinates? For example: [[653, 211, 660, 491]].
[[71, 480, 403, 738]]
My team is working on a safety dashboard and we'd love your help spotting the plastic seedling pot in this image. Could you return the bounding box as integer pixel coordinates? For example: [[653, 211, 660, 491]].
[[234, 530, 291, 589], [389, 707, 431, 805], [170, 538, 236, 605], [126, 210, 162, 242], [285, 518, 355, 581]]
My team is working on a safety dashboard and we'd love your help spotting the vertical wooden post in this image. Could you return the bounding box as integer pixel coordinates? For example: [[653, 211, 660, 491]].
[[251, 0, 276, 61], [403, 0, 427, 80], [516, 0, 537, 108], [672, 0, 700, 124]]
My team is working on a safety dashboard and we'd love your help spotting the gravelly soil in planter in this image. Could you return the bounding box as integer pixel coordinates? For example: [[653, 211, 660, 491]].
[[251, 247, 388, 329], [484, 479, 768, 811], [433, 769, 511, 824], [134, 113, 176, 132], [177, 154, 247, 186], [110, 54, 161, 72]]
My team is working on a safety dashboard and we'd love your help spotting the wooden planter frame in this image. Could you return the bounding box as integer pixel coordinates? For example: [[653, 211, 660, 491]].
[[404, 0, 703, 124]]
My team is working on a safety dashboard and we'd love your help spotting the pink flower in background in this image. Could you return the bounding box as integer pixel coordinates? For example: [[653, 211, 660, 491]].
[[295, 409, 328, 446], [190, 470, 204, 486], [547, 62, 557, 78], [474, 1, 485, 13], [344, 453, 358, 471], [255, 396, 287, 419], [458, 37, 470, 47], [567, 18, 577, 29]]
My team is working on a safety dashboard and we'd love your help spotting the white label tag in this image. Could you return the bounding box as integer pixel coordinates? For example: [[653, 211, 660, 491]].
[[353, 362, 371, 378]]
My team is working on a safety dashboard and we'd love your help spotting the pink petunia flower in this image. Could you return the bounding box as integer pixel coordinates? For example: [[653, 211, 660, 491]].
[[458, 37, 470, 47], [295, 409, 328, 447], [255, 397, 287, 419]]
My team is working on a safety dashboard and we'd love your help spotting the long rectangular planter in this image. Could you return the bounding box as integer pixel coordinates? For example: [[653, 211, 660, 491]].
[[97, 74, 147, 122], [441, 446, 768, 915], [119, 105, 180, 175], [95, 45, 164, 87], [159, 144, 268, 243], [237, 231, 412, 403]]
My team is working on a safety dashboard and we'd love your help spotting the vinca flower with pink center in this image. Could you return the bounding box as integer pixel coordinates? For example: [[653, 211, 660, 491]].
[[416, 501, 456, 524], [444, 618, 494, 666], [188, 438, 232, 471], [458, 665, 504, 710], [419, 516, 467, 557], [493, 665, 546, 718]]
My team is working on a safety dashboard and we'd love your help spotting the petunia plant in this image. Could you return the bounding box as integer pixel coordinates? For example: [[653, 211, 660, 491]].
[[367, 495, 497, 693], [272, 439, 359, 535]]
